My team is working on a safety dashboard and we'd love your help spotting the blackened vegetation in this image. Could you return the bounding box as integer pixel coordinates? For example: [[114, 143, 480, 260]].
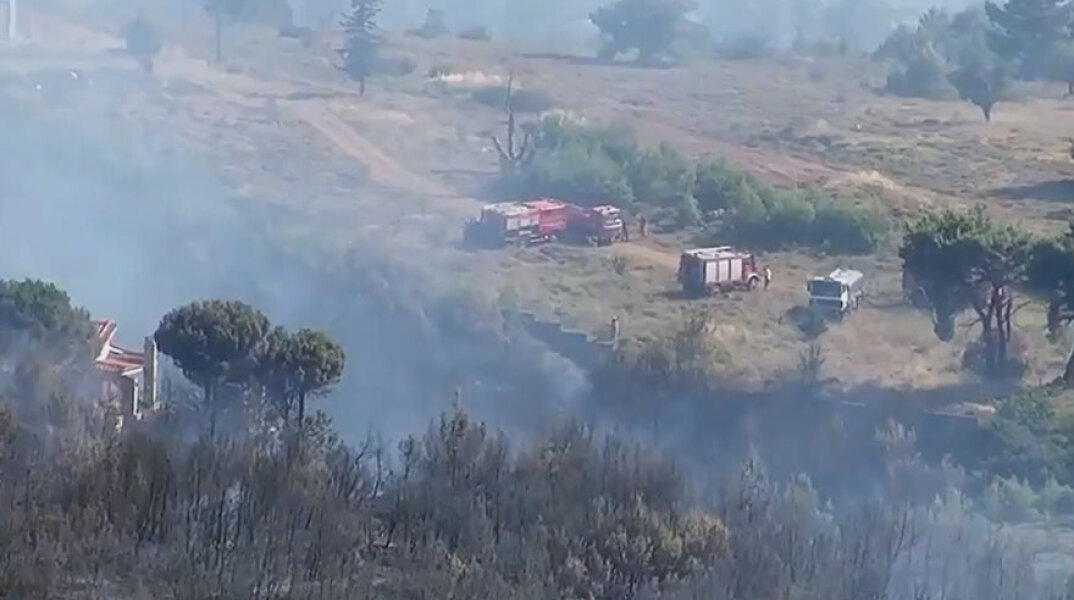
[[122, 17, 162, 72], [0, 400, 1069, 599], [0, 281, 1072, 598]]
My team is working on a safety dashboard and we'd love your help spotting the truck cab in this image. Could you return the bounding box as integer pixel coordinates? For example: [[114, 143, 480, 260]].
[[587, 204, 624, 245], [807, 268, 865, 316], [564, 203, 624, 245]]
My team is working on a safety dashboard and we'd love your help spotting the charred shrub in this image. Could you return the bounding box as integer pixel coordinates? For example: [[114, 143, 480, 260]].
[[961, 330, 1029, 381], [788, 305, 829, 339], [278, 25, 314, 47], [373, 55, 417, 77], [123, 17, 161, 61], [715, 34, 773, 60], [458, 26, 491, 41]]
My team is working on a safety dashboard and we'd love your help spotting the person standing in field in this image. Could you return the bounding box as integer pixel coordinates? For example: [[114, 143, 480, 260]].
[[763, 265, 772, 290]]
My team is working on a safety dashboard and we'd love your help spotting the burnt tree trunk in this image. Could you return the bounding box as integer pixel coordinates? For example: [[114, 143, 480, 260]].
[[988, 288, 1002, 371], [214, 12, 223, 63], [204, 382, 217, 438]]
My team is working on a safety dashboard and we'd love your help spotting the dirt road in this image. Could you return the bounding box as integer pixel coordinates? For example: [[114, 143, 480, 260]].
[[19, 10, 692, 272], [282, 99, 683, 270], [286, 100, 459, 200]]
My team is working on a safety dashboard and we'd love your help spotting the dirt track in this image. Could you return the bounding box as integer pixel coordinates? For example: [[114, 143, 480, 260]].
[[279, 95, 685, 270]]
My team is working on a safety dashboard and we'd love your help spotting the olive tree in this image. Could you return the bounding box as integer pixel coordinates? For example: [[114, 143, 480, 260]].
[[947, 59, 1011, 122]]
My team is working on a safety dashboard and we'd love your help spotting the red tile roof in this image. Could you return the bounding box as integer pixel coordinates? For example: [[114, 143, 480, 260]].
[[93, 319, 117, 348], [91, 319, 145, 377]]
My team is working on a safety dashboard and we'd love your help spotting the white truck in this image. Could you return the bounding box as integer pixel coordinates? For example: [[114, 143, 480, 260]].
[[807, 268, 865, 317]]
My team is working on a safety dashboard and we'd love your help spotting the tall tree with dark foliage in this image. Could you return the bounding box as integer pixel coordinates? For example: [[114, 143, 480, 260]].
[[339, 0, 383, 95], [256, 327, 344, 426], [154, 299, 269, 435]]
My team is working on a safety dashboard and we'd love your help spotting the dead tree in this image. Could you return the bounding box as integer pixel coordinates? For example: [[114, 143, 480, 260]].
[[490, 73, 534, 174]]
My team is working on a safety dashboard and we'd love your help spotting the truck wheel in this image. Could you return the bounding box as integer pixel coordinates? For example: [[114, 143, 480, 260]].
[[746, 277, 757, 291]]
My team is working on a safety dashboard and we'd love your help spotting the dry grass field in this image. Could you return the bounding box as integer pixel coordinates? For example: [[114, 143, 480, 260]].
[[12, 6, 1074, 394]]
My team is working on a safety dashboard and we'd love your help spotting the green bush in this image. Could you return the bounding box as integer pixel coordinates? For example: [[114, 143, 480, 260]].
[[497, 117, 888, 249], [629, 144, 696, 207], [703, 169, 889, 254], [693, 159, 771, 213], [812, 195, 891, 253], [674, 194, 701, 227], [498, 115, 637, 205], [502, 141, 635, 206], [471, 85, 555, 113]]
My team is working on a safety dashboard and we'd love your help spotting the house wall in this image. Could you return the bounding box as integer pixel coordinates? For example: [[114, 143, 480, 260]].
[[97, 372, 139, 423], [143, 337, 158, 411]]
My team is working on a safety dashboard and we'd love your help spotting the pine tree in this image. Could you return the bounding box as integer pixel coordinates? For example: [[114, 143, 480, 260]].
[[339, 0, 383, 95]]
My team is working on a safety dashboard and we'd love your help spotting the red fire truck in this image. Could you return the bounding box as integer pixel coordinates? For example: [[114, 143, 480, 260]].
[[463, 199, 626, 248], [677, 246, 761, 295]]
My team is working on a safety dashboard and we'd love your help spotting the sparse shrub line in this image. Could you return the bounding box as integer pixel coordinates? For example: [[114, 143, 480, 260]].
[[495, 113, 889, 254]]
